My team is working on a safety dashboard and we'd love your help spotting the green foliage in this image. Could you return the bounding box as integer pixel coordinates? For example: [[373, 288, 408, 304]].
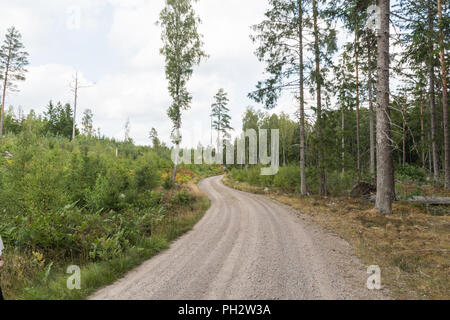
[[158, 0, 207, 136], [211, 88, 233, 143], [0, 125, 212, 299], [43, 101, 77, 139], [230, 165, 359, 196], [396, 164, 427, 183], [0, 26, 29, 135], [81, 109, 94, 137]]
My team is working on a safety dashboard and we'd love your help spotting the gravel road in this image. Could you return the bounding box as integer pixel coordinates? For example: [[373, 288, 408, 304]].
[[90, 175, 388, 300]]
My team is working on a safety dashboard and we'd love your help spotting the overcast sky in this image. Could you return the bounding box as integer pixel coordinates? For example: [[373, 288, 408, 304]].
[[1, 0, 354, 147]]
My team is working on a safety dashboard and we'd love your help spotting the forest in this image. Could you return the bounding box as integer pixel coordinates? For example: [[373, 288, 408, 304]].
[[0, 0, 448, 301]]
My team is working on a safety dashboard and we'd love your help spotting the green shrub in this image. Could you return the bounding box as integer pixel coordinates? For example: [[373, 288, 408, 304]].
[[273, 166, 300, 191], [135, 163, 160, 192], [171, 190, 195, 206], [396, 164, 427, 182]]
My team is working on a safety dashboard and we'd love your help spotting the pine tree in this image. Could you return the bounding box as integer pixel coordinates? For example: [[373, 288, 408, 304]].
[[81, 109, 94, 137], [375, 0, 395, 214], [124, 118, 131, 142], [0, 26, 29, 136], [43, 101, 75, 138], [211, 88, 233, 151], [149, 127, 160, 149], [249, 0, 308, 195], [437, 0, 449, 189], [158, 0, 207, 182], [427, 0, 439, 180]]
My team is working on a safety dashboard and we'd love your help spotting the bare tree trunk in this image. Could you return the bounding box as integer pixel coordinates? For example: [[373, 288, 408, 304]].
[[0, 52, 11, 137], [342, 107, 345, 174], [172, 157, 178, 183], [375, 0, 394, 215], [403, 100, 406, 166], [420, 98, 425, 168], [72, 73, 78, 142], [299, 0, 307, 196], [368, 37, 376, 176], [355, 32, 361, 183], [428, 132, 433, 172], [0, 74, 7, 137], [217, 110, 221, 156], [312, 0, 326, 196], [428, 0, 439, 180], [438, 0, 449, 189]]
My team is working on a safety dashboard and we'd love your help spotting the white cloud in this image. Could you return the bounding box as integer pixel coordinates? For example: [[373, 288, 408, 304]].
[[2, 0, 306, 147]]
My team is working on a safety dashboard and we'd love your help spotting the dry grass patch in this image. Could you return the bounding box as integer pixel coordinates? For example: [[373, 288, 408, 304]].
[[223, 176, 449, 300]]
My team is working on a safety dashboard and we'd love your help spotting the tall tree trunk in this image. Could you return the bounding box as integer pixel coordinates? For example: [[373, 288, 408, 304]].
[[172, 118, 181, 184], [375, 0, 394, 215], [0, 51, 11, 137], [217, 110, 221, 155], [342, 107, 345, 174], [368, 37, 376, 176], [428, 132, 433, 172], [355, 32, 361, 183], [437, 0, 449, 189], [420, 98, 425, 168], [298, 0, 307, 196], [72, 73, 78, 142], [312, 0, 326, 196], [428, 0, 439, 180], [0, 74, 7, 137], [402, 100, 406, 166]]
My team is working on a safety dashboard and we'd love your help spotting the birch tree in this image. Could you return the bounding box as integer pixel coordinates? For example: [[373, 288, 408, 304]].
[[158, 0, 207, 182]]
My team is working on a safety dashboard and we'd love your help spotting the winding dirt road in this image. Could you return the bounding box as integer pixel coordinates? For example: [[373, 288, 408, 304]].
[[91, 175, 388, 300]]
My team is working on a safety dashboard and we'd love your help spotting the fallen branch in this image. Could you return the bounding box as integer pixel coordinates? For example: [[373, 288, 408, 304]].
[[405, 196, 450, 205], [365, 195, 450, 205]]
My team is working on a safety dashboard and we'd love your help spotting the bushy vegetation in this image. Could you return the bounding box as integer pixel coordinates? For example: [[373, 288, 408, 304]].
[[0, 123, 215, 299], [229, 165, 362, 196]]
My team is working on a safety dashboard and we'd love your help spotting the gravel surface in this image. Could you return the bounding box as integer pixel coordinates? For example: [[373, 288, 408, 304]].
[[90, 175, 389, 300]]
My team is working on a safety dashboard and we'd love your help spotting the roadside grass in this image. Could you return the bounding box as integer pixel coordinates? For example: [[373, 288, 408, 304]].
[[2, 194, 210, 300], [223, 175, 450, 300]]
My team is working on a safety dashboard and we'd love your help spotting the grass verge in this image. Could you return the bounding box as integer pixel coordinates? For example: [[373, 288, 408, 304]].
[[223, 175, 449, 300], [2, 193, 210, 300]]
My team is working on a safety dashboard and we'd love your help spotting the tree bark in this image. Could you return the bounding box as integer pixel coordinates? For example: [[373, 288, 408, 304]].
[[420, 98, 425, 168], [355, 32, 361, 183], [312, 0, 326, 196], [298, 0, 307, 196], [368, 36, 376, 176], [0, 72, 7, 137], [0, 48, 11, 137], [72, 73, 78, 141], [342, 107, 345, 174], [437, 0, 449, 189], [375, 0, 394, 215], [402, 99, 406, 166], [428, 0, 439, 180]]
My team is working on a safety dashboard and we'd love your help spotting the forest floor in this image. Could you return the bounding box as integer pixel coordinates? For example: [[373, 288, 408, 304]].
[[222, 175, 450, 300]]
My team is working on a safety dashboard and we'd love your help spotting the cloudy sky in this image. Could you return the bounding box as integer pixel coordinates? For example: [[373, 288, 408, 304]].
[[1, 0, 353, 147]]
